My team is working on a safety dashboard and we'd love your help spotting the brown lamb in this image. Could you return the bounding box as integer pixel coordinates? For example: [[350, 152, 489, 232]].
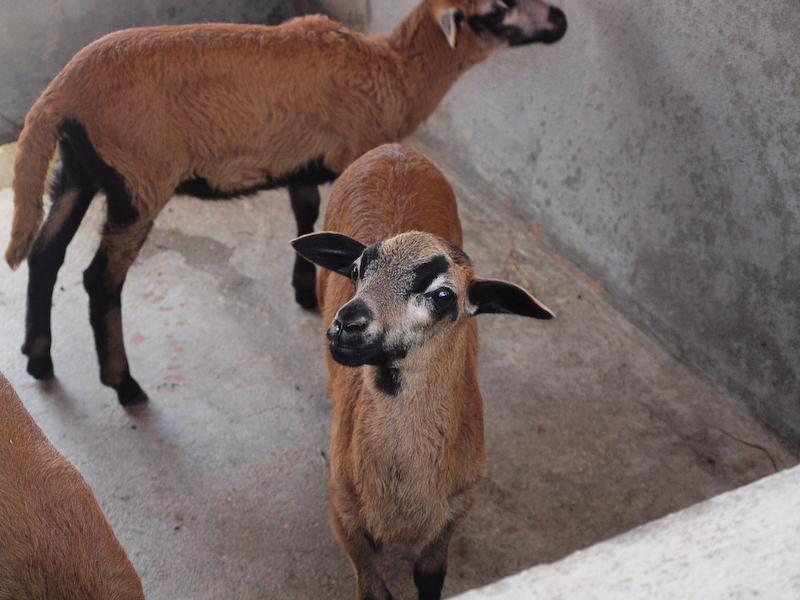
[[4, 0, 565, 406], [0, 372, 144, 600], [292, 143, 554, 600]]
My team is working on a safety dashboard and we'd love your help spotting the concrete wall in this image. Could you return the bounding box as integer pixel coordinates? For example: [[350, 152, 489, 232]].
[[310, 0, 800, 440], [296, 0, 368, 30], [0, 0, 295, 142]]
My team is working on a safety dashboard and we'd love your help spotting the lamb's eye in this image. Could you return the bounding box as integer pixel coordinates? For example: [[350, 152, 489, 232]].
[[350, 264, 359, 281], [429, 288, 454, 308]]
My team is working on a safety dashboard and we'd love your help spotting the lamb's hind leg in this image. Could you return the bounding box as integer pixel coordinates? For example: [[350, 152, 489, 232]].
[[23, 142, 97, 380], [83, 214, 153, 406], [288, 183, 321, 310]]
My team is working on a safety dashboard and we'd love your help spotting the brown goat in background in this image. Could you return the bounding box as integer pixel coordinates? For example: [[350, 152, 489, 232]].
[[0, 373, 144, 599], [4, 0, 566, 406], [292, 144, 554, 600]]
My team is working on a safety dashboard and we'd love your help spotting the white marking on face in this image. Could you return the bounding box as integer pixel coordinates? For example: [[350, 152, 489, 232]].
[[364, 319, 382, 337], [423, 274, 452, 295], [503, 9, 525, 27], [406, 297, 431, 327], [388, 273, 458, 348], [508, 1, 552, 29]]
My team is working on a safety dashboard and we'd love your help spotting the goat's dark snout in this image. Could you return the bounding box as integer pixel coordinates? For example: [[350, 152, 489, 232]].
[[329, 300, 372, 345], [547, 6, 567, 39]]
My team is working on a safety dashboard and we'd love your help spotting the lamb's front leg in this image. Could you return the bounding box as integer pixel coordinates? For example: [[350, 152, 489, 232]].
[[330, 505, 393, 600], [414, 521, 455, 600], [288, 183, 321, 310], [415, 492, 474, 600]]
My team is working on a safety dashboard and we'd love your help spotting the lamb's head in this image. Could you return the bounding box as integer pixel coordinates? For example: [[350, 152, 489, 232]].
[[435, 0, 567, 50], [292, 230, 553, 368]]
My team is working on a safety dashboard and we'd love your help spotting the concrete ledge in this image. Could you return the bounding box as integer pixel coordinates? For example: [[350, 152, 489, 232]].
[[453, 466, 800, 600]]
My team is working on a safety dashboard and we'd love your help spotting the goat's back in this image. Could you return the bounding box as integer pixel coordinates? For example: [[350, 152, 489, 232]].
[[0, 374, 144, 600]]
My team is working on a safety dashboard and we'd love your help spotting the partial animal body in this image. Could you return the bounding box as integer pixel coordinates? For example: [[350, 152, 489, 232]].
[[292, 144, 554, 600], [0, 373, 144, 600], [6, 0, 566, 405]]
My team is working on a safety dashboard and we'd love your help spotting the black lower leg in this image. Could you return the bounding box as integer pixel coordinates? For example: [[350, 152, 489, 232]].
[[84, 250, 147, 406], [23, 161, 96, 380], [413, 521, 455, 600], [330, 506, 393, 600], [84, 220, 152, 406], [288, 183, 321, 310], [413, 565, 446, 600]]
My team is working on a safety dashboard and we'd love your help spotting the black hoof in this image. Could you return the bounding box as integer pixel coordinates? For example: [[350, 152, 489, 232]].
[[115, 376, 149, 407], [294, 287, 319, 311], [27, 355, 55, 381]]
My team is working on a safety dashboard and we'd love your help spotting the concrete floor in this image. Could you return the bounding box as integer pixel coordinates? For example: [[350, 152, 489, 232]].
[[0, 142, 796, 599]]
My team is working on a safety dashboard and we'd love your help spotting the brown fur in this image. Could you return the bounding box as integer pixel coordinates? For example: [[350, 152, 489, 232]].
[[0, 373, 144, 600], [4, 0, 565, 404], [5, 1, 509, 267], [318, 145, 486, 599]]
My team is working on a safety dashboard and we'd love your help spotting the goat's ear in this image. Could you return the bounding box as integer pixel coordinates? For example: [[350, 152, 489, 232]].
[[467, 279, 555, 320], [291, 232, 366, 277], [437, 7, 463, 48]]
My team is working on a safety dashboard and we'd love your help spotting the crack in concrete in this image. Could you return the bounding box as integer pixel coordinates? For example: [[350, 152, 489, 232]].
[[710, 427, 779, 473]]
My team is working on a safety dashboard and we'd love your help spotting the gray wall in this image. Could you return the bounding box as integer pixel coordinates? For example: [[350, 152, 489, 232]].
[[296, 0, 368, 29], [0, 0, 295, 142], [313, 0, 800, 440]]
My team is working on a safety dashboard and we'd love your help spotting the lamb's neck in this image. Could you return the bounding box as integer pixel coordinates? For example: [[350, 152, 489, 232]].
[[382, 2, 489, 137], [367, 324, 475, 414]]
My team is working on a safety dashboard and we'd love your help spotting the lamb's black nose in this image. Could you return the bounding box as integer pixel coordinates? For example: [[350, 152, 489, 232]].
[[339, 317, 368, 344], [329, 300, 372, 345], [548, 6, 567, 33]]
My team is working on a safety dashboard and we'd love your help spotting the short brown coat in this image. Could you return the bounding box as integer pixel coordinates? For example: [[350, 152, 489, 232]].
[[0, 374, 144, 600]]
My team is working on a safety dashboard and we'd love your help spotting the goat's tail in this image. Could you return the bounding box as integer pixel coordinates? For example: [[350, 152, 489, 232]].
[[5, 97, 61, 269]]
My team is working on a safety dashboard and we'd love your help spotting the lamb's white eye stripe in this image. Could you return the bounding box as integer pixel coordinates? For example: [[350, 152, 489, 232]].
[[358, 242, 382, 278], [423, 275, 452, 295], [407, 301, 430, 322]]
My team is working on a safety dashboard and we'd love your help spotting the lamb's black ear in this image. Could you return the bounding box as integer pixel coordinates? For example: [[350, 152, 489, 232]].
[[291, 232, 366, 277], [468, 279, 555, 320]]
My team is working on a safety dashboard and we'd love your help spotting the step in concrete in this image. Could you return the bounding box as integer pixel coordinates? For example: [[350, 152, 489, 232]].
[[453, 464, 800, 600]]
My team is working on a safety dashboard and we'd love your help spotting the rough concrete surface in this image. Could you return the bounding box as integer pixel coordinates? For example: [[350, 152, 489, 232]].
[[0, 143, 796, 598], [314, 0, 800, 441], [453, 464, 800, 600], [0, 0, 294, 142]]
